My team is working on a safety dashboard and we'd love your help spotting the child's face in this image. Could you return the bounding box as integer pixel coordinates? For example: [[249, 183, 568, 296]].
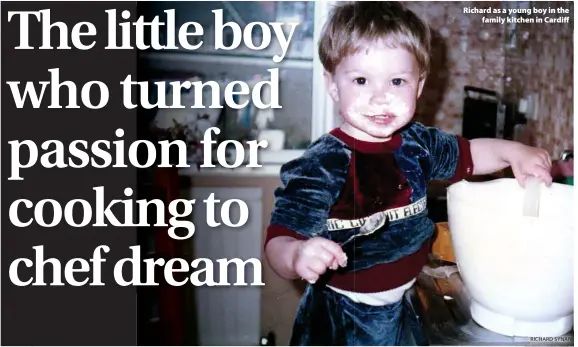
[[325, 42, 425, 142]]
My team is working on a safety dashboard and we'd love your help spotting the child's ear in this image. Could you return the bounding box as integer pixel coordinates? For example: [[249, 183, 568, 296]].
[[324, 71, 339, 102], [417, 77, 426, 98]]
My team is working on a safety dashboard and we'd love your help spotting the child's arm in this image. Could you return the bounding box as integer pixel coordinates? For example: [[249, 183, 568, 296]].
[[470, 138, 552, 187], [265, 236, 346, 283], [264, 136, 350, 283], [412, 123, 552, 187], [265, 236, 302, 279]]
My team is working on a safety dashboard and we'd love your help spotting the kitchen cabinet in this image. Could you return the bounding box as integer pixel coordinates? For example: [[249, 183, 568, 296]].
[[181, 171, 304, 346], [136, 167, 302, 345], [189, 186, 263, 345]]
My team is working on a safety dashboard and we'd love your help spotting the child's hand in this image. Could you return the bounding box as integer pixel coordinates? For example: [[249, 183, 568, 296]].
[[509, 144, 552, 187], [293, 237, 347, 284]]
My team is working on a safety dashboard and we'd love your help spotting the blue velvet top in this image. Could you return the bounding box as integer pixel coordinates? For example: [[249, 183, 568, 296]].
[[269, 121, 473, 273]]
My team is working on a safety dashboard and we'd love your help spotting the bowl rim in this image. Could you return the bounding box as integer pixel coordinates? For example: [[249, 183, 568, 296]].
[[446, 179, 574, 228]]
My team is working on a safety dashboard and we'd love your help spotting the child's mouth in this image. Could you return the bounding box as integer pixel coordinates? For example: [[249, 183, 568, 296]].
[[366, 113, 395, 125]]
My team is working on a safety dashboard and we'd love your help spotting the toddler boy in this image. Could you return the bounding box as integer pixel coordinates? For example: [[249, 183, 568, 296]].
[[265, 2, 552, 345]]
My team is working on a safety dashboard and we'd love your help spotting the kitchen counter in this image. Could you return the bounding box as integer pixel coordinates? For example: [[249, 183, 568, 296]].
[[410, 263, 574, 346]]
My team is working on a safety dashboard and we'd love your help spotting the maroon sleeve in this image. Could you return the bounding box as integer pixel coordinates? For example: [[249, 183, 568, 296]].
[[264, 225, 307, 250], [449, 136, 475, 182]]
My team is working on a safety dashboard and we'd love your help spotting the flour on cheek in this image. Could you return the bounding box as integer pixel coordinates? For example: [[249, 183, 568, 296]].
[[383, 92, 410, 117]]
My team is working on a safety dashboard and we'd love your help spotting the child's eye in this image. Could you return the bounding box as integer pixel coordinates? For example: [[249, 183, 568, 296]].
[[354, 77, 367, 85], [391, 78, 405, 86]]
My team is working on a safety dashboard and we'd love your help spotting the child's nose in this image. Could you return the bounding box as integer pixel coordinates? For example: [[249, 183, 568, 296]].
[[371, 88, 390, 104]]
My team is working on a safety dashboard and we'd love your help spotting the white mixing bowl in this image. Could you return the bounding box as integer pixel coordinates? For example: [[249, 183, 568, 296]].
[[447, 178, 574, 337]]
